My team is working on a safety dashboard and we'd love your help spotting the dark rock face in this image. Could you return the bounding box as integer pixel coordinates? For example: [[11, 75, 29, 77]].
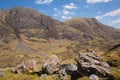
[[5, 7, 62, 40], [76, 52, 111, 77], [12, 59, 37, 73], [42, 55, 61, 74]]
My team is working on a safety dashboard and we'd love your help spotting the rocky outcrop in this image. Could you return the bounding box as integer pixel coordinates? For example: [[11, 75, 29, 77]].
[[12, 59, 37, 73], [57, 51, 111, 80], [42, 55, 61, 74], [76, 51, 111, 77], [12, 52, 112, 80]]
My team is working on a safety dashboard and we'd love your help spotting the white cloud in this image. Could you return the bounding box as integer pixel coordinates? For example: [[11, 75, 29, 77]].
[[95, 8, 120, 28], [35, 0, 53, 4], [53, 3, 77, 20], [95, 16, 101, 20], [87, 0, 112, 4], [61, 15, 71, 20], [53, 8, 58, 11], [53, 14, 59, 17], [104, 8, 120, 17], [97, 11, 102, 14], [95, 8, 120, 20], [53, 8, 61, 17], [111, 19, 120, 24], [63, 3, 78, 10], [63, 10, 75, 15], [63, 10, 70, 15]]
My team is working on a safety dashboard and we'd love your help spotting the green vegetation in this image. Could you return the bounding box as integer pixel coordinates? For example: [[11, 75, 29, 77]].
[[0, 70, 60, 80]]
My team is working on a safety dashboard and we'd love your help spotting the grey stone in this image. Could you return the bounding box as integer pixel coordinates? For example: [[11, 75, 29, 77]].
[[61, 64, 77, 72], [77, 51, 111, 77], [42, 55, 61, 74], [40, 74, 47, 79], [0, 71, 5, 77], [58, 64, 78, 80], [58, 68, 67, 80], [89, 74, 99, 80]]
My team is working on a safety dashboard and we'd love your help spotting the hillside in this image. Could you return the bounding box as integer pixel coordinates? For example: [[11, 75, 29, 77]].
[[104, 44, 120, 68], [0, 7, 120, 68], [65, 18, 120, 40]]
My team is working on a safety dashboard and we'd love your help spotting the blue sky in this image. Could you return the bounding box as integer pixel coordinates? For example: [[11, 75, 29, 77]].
[[0, 0, 120, 28]]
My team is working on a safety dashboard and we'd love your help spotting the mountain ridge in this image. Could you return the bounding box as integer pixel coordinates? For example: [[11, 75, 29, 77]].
[[0, 7, 120, 49]]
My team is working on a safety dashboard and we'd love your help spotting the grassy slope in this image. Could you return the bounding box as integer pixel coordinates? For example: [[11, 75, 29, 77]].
[[0, 70, 90, 80], [103, 44, 120, 80]]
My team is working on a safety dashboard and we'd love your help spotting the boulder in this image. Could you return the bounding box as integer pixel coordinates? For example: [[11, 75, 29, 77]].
[[89, 74, 99, 80], [12, 59, 37, 73], [42, 55, 61, 74], [40, 74, 47, 79], [0, 71, 5, 77], [77, 51, 111, 77], [58, 64, 78, 80], [61, 64, 78, 72], [58, 68, 67, 80]]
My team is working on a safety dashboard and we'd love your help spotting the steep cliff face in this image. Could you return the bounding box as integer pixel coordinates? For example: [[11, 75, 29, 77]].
[[4, 7, 63, 40]]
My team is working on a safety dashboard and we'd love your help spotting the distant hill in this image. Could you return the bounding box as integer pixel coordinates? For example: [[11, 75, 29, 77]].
[[65, 18, 120, 40]]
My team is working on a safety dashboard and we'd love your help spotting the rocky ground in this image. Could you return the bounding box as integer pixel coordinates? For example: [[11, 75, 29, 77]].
[[0, 51, 119, 80]]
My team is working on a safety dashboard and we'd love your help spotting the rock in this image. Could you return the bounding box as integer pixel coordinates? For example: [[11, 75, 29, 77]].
[[89, 74, 99, 80], [42, 55, 61, 74], [0, 71, 5, 77], [61, 64, 78, 72], [40, 74, 47, 79], [118, 69, 120, 72], [58, 68, 67, 80], [12, 59, 37, 73], [58, 64, 78, 80], [77, 52, 111, 77]]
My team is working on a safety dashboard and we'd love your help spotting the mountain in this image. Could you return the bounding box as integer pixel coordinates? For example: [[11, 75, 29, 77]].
[[65, 18, 120, 40], [0, 7, 120, 68], [1, 7, 120, 41]]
